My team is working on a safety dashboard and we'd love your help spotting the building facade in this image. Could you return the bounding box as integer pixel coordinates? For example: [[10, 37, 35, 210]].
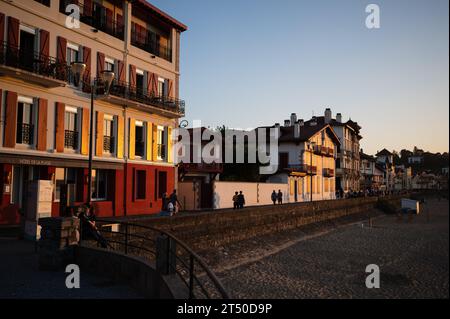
[[360, 151, 384, 191], [265, 114, 340, 202], [0, 0, 187, 225], [375, 149, 396, 192]]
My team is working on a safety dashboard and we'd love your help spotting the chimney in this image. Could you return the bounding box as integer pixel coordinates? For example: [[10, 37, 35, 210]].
[[325, 108, 332, 124], [310, 116, 317, 126], [298, 119, 304, 127], [290, 113, 297, 126], [294, 121, 300, 138], [284, 120, 291, 127], [336, 113, 342, 123], [274, 123, 280, 129]]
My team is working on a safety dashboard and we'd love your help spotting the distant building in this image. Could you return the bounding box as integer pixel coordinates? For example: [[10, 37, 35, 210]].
[[360, 151, 384, 191], [376, 149, 396, 192]]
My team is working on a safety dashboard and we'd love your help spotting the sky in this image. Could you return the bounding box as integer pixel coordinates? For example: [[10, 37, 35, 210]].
[[150, 0, 449, 155]]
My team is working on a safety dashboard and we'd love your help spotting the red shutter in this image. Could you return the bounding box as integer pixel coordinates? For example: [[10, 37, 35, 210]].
[[97, 52, 105, 78], [57, 36, 67, 80], [84, 0, 93, 17], [106, 9, 113, 34], [130, 65, 136, 92], [55, 102, 65, 153], [4, 91, 18, 148], [0, 13, 5, 47], [82, 46, 91, 92], [151, 73, 158, 96], [116, 14, 123, 37], [37, 99, 48, 151], [39, 29, 50, 57], [167, 79, 173, 98], [7, 17, 19, 48], [146, 72, 152, 96], [117, 60, 125, 83]]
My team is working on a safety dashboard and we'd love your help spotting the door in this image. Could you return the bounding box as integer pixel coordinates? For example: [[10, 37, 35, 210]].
[[200, 179, 213, 209]]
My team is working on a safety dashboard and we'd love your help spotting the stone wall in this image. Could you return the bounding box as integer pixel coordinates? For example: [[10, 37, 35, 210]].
[[132, 196, 403, 250]]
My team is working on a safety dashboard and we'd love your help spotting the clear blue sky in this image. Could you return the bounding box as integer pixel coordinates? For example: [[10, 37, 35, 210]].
[[150, 0, 449, 155]]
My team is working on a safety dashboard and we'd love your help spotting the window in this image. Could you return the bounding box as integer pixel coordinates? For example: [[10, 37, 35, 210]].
[[158, 171, 167, 198], [103, 115, 115, 153], [64, 107, 78, 150], [34, 0, 50, 6], [135, 121, 145, 157], [16, 97, 34, 145], [135, 170, 146, 200], [136, 69, 145, 96], [91, 169, 108, 201], [67, 43, 80, 85], [158, 78, 166, 97], [105, 57, 115, 72], [54, 168, 79, 202], [19, 26, 36, 71], [157, 126, 166, 160]]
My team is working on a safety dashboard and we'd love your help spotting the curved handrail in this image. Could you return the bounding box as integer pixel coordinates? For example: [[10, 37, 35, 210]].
[[90, 218, 230, 299]]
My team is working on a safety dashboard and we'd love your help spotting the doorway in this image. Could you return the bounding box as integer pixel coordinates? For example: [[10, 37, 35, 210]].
[[19, 29, 35, 71]]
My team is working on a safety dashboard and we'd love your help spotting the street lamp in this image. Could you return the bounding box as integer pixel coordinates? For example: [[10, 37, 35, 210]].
[[71, 62, 115, 205], [307, 141, 316, 202]]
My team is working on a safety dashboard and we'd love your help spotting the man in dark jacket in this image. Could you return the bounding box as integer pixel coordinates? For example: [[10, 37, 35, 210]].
[[237, 191, 245, 209], [277, 190, 283, 205]]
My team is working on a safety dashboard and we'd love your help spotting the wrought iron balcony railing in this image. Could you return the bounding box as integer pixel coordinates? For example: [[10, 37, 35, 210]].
[[103, 136, 115, 153], [16, 123, 34, 145], [131, 27, 172, 62], [107, 79, 185, 116], [64, 130, 79, 149], [59, 0, 124, 40], [285, 164, 317, 175], [323, 168, 335, 177], [0, 41, 70, 82]]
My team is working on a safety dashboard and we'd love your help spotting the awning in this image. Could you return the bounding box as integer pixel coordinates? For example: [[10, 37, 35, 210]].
[[0, 153, 124, 170]]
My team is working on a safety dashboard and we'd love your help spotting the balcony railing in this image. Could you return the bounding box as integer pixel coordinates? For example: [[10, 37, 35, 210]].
[[107, 79, 185, 116], [0, 42, 69, 82], [64, 130, 79, 149], [59, 0, 124, 40], [103, 136, 115, 153], [323, 168, 335, 177], [17, 123, 34, 145], [285, 164, 317, 175], [131, 27, 172, 62]]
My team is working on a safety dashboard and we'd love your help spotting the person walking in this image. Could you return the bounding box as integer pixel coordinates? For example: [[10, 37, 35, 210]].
[[271, 190, 277, 205], [232, 191, 239, 209], [237, 191, 245, 209], [277, 189, 283, 205]]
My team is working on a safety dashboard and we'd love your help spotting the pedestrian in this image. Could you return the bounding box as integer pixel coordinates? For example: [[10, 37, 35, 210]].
[[277, 189, 283, 205], [167, 201, 175, 216], [232, 191, 239, 209], [237, 191, 245, 209], [271, 190, 277, 205], [169, 190, 181, 215]]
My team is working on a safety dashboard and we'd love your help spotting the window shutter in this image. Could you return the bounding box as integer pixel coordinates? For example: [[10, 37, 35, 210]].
[[97, 52, 105, 78], [152, 125, 158, 162], [57, 36, 67, 80], [151, 73, 158, 96], [167, 126, 173, 163], [167, 79, 174, 98], [117, 115, 124, 159], [129, 118, 135, 160], [146, 122, 152, 161], [146, 72, 152, 96], [117, 60, 125, 83], [4, 91, 18, 148], [82, 46, 91, 92], [39, 29, 50, 57], [37, 98, 48, 151], [7, 17, 19, 48], [55, 102, 65, 153], [129, 65, 136, 89], [106, 8, 113, 33], [96, 111, 104, 157], [84, 0, 93, 17], [0, 13, 5, 47], [116, 14, 123, 36], [81, 108, 90, 155]]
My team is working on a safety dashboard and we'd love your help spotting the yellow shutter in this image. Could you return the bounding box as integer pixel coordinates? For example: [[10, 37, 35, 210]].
[[146, 122, 152, 161], [95, 111, 104, 157], [117, 115, 124, 159], [129, 118, 135, 160], [152, 124, 158, 162], [81, 108, 89, 155], [290, 179, 294, 195], [298, 178, 303, 195], [167, 126, 173, 163]]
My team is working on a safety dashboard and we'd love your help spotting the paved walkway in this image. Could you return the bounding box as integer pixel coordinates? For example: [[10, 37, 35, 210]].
[[0, 239, 141, 299], [217, 199, 449, 299]]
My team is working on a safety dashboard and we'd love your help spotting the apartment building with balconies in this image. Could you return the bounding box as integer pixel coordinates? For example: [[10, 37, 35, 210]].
[[0, 0, 187, 225], [264, 113, 340, 202]]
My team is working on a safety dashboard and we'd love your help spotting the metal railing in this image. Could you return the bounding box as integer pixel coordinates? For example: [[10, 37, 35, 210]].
[[59, 0, 124, 40], [286, 164, 318, 175], [17, 123, 34, 145], [108, 79, 185, 115], [89, 219, 230, 299], [64, 130, 79, 149], [0, 41, 70, 82], [131, 26, 172, 61]]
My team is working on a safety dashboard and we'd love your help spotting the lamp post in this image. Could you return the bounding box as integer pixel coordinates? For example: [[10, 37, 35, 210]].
[[307, 141, 316, 202], [71, 62, 115, 205]]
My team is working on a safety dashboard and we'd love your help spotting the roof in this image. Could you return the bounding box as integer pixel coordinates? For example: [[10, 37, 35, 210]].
[[360, 152, 376, 161], [136, 0, 188, 32], [270, 120, 341, 146], [376, 148, 393, 156], [307, 116, 362, 136]]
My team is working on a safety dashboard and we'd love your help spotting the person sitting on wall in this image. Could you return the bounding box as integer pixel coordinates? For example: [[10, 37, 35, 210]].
[[169, 190, 182, 215], [271, 190, 277, 205], [237, 191, 245, 209], [277, 190, 283, 205], [232, 191, 239, 209], [77, 204, 108, 248], [167, 201, 175, 217]]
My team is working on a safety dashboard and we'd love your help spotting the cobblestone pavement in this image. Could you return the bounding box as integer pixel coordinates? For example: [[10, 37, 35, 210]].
[[0, 239, 142, 299], [214, 199, 449, 299]]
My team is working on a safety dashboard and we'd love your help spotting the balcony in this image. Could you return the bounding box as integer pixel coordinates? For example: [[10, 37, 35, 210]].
[[59, 0, 124, 40], [0, 42, 68, 88], [102, 79, 185, 118], [285, 164, 317, 176], [131, 27, 172, 62], [103, 136, 115, 153], [64, 130, 79, 149], [17, 123, 34, 145], [323, 168, 335, 177]]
